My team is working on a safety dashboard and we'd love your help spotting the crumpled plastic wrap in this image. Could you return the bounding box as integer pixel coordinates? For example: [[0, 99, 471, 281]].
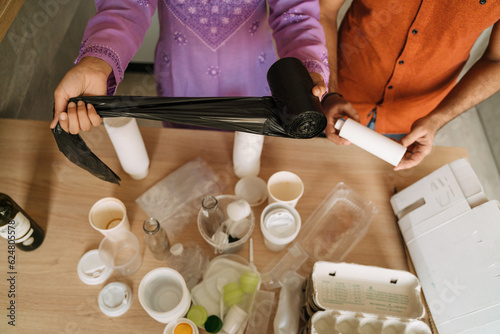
[[52, 57, 327, 184]]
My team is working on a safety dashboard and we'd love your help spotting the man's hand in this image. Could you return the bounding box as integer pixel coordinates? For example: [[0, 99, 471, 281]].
[[395, 117, 440, 170], [321, 93, 359, 145], [51, 57, 112, 134]]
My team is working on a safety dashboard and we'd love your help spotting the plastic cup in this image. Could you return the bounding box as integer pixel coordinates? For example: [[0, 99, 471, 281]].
[[267, 171, 304, 207], [98, 231, 142, 276], [220, 305, 248, 334], [198, 195, 255, 254], [260, 203, 301, 252], [89, 197, 130, 236], [139, 268, 191, 324]]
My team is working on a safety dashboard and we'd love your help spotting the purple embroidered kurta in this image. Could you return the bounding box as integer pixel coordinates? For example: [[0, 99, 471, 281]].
[[77, 0, 329, 98]]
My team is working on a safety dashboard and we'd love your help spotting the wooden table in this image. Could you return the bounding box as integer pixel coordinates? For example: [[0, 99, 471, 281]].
[[0, 119, 467, 333]]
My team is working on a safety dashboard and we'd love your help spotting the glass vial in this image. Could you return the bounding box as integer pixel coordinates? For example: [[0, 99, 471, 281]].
[[143, 217, 170, 261], [200, 196, 224, 236], [0, 193, 45, 251]]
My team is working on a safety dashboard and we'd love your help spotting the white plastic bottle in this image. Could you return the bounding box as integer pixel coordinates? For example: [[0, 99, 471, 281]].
[[232, 131, 264, 178], [335, 118, 406, 166], [103, 117, 150, 180]]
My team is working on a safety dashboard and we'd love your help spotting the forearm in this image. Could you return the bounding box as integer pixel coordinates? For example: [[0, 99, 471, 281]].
[[426, 55, 500, 130], [319, 0, 343, 92]]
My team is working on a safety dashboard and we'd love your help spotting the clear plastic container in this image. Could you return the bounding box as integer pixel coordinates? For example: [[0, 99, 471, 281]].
[[198, 195, 255, 254], [262, 182, 377, 289]]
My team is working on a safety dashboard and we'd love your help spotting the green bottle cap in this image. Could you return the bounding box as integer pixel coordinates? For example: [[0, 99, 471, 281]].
[[240, 271, 260, 293], [204, 315, 223, 333], [186, 305, 208, 327], [223, 282, 243, 307]]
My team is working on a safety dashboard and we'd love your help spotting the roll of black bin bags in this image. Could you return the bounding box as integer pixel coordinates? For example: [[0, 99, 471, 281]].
[[52, 57, 327, 184]]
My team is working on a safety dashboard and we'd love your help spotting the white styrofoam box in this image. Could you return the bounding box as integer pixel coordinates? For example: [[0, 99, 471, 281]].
[[404, 200, 500, 334], [306, 262, 430, 334], [390, 159, 486, 225]]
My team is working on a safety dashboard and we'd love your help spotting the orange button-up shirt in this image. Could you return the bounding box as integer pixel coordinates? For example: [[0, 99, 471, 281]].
[[337, 0, 500, 134]]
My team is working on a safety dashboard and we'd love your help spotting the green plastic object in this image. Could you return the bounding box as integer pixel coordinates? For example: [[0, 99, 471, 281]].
[[240, 271, 260, 293], [223, 282, 243, 307], [204, 315, 223, 333], [186, 305, 208, 327]]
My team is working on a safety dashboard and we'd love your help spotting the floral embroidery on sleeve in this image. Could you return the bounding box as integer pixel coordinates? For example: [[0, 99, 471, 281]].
[[136, 0, 150, 7]]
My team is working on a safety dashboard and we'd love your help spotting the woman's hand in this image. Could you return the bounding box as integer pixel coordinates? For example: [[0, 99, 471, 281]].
[[51, 57, 112, 134]]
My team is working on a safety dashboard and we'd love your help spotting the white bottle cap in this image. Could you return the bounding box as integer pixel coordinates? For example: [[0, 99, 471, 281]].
[[334, 118, 345, 131], [170, 243, 184, 256], [98, 282, 132, 317], [77, 249, 113, 285]]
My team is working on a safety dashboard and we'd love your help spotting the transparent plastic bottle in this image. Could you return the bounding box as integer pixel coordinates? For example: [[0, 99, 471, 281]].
[[143, 217, 170, 261], [200, 196, 224, 236]]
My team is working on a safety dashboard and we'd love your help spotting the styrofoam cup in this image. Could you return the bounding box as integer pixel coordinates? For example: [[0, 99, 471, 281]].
[[89, 197, 130, 236], [139, 268, 191, 324], [260, 203, 301, 252], [267, 171, 304, 207]]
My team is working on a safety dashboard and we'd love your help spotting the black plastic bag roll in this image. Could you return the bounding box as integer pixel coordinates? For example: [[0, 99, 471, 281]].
[[52, 57, 327, 184]]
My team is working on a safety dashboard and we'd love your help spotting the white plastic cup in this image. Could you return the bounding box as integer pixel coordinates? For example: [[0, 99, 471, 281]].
[[98, 231, 142, 276], [233, 131, 264, 179], [139, 268, 191, 324], [260, 203, 301, 252], [221, 305, 248, 334], [267, 171, 304, 207], [89, 197, 130, 236], [104, 117, 150, 180]]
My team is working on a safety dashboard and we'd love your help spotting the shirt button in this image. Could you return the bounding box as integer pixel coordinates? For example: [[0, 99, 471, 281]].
[[398, 60, 404, 65], [388, 85, 393, 89], [412, 29, 418, 34]]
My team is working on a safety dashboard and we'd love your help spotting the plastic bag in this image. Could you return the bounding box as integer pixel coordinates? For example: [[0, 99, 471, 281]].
[[52, 57, 327, 184]]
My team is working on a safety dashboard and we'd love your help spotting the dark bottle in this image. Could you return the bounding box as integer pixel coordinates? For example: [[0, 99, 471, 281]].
[[0, 193, 45, 251]]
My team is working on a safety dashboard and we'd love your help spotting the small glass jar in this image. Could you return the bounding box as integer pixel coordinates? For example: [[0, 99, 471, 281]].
[[143, 217, 170, 261]]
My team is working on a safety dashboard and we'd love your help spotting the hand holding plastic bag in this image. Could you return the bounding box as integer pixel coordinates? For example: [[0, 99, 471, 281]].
[[52, 57, 327, 184]]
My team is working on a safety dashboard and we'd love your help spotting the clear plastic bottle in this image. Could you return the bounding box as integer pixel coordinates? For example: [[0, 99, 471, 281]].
[[143, 217, 170, 261], [200, 196, 224, 236]]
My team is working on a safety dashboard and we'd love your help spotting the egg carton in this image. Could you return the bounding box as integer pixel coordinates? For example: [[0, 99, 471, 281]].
[[302, 262, 431, 334]]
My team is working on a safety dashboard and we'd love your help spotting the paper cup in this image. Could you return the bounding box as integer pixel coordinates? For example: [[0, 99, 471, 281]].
[[139, 268, 191, 324], [89, 197, 130, 236], [267, 171, 304, 207]]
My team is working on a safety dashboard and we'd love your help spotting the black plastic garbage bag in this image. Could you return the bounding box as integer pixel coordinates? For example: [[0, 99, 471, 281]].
[[52, 57, 327, 184]]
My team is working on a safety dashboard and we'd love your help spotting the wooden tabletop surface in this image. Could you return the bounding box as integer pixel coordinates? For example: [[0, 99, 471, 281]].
[[0, 119, 467, 333]]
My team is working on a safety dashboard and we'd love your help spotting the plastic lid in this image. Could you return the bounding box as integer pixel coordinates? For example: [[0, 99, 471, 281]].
[[187, 305, 208, 327], [223, 283, 243, 307], [239, 271, 260, 293], [204, 315, 223, 333], [174, 323, 193, 334], [170, 243, 184, 256], [235, 176, 268, 206], [98, 282, 132, 317], [77, 249, 113, 285]]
